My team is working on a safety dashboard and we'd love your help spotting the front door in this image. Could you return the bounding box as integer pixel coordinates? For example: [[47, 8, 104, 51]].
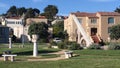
[[91, 28, 97, 36]]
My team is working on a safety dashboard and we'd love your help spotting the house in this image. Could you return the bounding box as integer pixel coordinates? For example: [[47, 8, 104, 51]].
[[64, 12, 120, 47], [1, 16, 30, 42], [5, 17, 24, 38]]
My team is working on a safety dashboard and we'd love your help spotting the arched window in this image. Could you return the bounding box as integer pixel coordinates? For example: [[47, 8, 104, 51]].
[[108, 17, 114, 24]]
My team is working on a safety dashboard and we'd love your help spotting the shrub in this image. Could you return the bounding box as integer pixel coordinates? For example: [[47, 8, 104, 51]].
[[88, 44, 101, 49], [108, 43, 120, 50], [49, 40, 57, 46], [57, 42, 66, 49], [38, 39, 47, 43], [66, 42, 83, 50]]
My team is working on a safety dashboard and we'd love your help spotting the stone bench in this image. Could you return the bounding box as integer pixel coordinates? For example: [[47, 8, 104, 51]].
[[64, 51, 73, 58], [2, 54, 17, 62]]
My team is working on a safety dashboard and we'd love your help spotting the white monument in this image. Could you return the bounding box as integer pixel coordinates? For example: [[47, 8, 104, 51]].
[[32, 34, 38, 57]]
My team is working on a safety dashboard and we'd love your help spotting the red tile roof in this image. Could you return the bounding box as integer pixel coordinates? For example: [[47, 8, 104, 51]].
[[71, 12, 98, 18], [37, 16, 46, 19], [71, 12, 120, 17], [98, 12, 120, 16], [6, 17, 21, 19]]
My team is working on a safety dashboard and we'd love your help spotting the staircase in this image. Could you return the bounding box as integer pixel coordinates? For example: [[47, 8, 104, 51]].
[[72, 15, 93, 47], [91, 35, 100, 43]]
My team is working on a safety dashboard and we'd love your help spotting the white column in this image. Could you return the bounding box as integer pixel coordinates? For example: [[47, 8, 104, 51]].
[[33, 42, 38, 57], [9, 38, 12, 49]]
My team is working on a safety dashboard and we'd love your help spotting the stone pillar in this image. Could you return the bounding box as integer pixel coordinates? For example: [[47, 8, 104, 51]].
[[9, 38, 12, 49], [32, 34, 38, 57], [33, 42, 38, 57]]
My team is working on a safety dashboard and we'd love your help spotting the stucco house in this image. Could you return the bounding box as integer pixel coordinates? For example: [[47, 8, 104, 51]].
[[64, 12, 120, 47]]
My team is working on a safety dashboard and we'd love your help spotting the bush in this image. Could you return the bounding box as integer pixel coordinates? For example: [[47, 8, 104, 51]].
[[108, 43, 120, 50], [49, 40, 57, 46], [68, 42, 81, 50], [38, 39, 47, 43], [57, 42, 66, 49], [88, 44, 101, 49]]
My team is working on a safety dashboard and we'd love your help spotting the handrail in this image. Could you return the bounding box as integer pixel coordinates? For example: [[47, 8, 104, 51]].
[[72, 15, 93, 47]]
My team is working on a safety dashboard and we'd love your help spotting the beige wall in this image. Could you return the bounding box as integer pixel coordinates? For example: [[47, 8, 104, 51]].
[[99, 16, 120, 41], [26, 18, 47, 25]]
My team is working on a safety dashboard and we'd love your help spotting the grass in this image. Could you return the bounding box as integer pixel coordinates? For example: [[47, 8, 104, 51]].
[[1, 43, 120, 68]]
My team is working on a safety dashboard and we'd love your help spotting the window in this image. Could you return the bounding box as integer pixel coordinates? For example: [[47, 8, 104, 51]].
[[91, 18, 97, 24], [8, 22, 15, 24], [108, 17, 114, 24], [78, 18, 82, 23]]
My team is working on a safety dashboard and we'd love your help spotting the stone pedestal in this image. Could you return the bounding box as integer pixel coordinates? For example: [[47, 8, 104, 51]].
[[64, 51, 73, 58], [33, 42, 38, 57]]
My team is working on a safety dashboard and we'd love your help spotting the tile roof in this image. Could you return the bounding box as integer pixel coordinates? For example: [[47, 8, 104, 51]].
[[71, 12, 98, 18], [37, 16, 46, 19], [71, 12, 120, 17], [98, 12, 120, 16], [6, 17, 21, 19]]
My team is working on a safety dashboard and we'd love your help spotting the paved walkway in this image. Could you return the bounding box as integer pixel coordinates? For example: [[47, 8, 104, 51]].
[[28, 50, 67, 61], [0, 50, 70, 61]]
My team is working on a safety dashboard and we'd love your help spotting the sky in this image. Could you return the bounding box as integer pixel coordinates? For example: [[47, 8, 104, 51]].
[[0, 0, 120, 16]]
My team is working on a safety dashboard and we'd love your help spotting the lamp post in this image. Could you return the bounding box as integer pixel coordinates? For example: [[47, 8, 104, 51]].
[[9, 30, 13, 49], [22, 24, 24, 48], [22, 15, 25, 48], [9, 37, 12, 49], [32, 34, 38, 57]]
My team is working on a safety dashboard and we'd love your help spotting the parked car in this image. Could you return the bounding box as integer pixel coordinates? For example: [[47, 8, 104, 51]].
[[53, 38, 62, 43]]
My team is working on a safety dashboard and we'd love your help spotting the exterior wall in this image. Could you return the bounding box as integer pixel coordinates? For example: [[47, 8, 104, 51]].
[[64, 15, 74, 41], [87, 18, 99, 36], [26, 18, 47, 25], [98, 15, 120, 42]]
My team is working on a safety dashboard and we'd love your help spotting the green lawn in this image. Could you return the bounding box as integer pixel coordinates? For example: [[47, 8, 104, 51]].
[[1, 43, 120, 68]]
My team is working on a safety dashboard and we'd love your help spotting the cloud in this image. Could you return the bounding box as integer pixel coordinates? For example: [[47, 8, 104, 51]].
[[90, 0, 118, 2], [0, 2, 8, 8]]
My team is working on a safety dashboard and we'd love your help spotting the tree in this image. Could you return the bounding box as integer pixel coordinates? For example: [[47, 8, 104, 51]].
[[25, 8, 35, 18], [53, 21, 68, 39], [41, 5, 58, 21], [34, 8, 40, 17], [7, 5, 17, 17], [110, 24, 120, 40], [115, 6, 120, 13], [6, 5, 40, 18], [28, 22, 49, 40], [17, 7, 27, 16]]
